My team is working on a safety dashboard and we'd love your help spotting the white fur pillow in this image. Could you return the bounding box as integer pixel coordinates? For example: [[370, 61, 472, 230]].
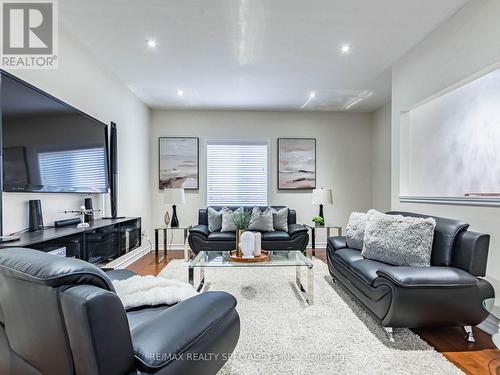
[[361, 209, 436, 267], [346, 212, 367, 250]]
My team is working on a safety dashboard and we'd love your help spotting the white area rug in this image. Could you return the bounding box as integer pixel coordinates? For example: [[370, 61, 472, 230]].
[[159, 259, 462, 375]]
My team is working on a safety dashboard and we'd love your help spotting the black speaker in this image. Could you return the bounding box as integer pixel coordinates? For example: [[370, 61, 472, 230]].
[[103, 122, 124, 219], [110, 122, 117, 217], [28, 200, 44, 231], [84, 197, 94, 222]]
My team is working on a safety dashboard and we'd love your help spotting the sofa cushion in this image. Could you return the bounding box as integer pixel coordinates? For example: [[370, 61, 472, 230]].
[[207, 231, 236, 241], [362, 210, 436, 267], [349, 259, 394, 286], [333, 248, 364, 268], [345, 212, 367, 250], [387, 211, 469, 266], [261, 231, 290, 241]]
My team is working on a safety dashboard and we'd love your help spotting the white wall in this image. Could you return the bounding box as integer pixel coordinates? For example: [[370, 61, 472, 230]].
[[391, 0, 500, 289], [151, 110, 374, 245], [3, 27, 151, 237], [371, 103, 391, 212]]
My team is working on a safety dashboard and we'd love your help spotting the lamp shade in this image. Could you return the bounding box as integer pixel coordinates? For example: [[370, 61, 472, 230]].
[[312, 188, 333, 204], [163, 188, 186, 205]]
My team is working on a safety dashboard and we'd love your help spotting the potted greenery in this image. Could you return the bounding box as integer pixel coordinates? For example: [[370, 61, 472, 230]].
[[312, 215, 325, 226], [233, 210, 253, 256]]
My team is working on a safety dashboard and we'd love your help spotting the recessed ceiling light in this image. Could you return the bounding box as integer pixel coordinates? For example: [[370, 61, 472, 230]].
[[177, 89, 184, 97], [340, 44, 351, 54], [146, 39, 158, 49], [309, 91, 316, 99]]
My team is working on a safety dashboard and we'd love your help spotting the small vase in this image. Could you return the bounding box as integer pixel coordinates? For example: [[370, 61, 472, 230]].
[[235, 229, 244, 257], [164, 210, 170, 226]]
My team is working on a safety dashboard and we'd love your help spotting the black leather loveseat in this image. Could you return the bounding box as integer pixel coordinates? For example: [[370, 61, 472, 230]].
[[0, 248, 240, 375], [189, 206, 309, 255], [326, 211, 494, 342]]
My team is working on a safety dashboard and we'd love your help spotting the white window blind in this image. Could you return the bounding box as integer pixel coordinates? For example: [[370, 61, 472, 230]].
[[207, 141, 268, 206], [38, 147, 108, 190]]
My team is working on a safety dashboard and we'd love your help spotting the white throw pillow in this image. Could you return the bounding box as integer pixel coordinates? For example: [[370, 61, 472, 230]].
[[272, 207, 289, 232], [345, 212, 367, 250], [207, 207, 222, 232], [248, 207, 275, 232], [361, 209, 436, 267], [221, 207, 243, 232]]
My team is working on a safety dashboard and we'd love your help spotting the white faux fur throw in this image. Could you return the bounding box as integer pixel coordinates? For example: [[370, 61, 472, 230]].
[[112, 275, 198, 309]]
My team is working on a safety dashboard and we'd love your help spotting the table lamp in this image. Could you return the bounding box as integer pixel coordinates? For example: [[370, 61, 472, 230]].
[[163, 188, 186, 227], [312, 188, 333, 221]]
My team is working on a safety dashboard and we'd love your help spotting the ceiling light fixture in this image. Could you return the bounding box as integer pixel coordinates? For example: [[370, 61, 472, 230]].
[[177, 89, 184, 97], [340, 44, 351, 54], [301, 91, 317, 109], [146, 39, 158, 49]]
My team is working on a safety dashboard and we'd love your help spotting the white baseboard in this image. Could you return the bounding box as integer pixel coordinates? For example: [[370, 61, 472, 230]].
[[310, 242, 327, 249], [155, 244, 188, 251], [105, 243, 151, 269], [478, 314, 499, 335]]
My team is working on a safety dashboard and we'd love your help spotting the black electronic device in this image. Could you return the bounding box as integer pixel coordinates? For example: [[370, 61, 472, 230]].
[[28, 199, 44, 231], [1, 71, 110, 193]]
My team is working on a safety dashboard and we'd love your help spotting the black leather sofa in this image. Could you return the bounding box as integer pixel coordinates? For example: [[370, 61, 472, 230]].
[[326, 211, 494, 342], [189, 206, 309, 255], [0, 248, 240, 375]]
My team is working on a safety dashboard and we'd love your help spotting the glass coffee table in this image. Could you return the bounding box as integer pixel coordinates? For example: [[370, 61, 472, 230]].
[[188, 250, 314, 305], [483, 298, 500, 347]]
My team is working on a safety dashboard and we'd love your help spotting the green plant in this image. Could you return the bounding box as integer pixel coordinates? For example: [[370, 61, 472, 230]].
[[233, 210, 253, 230], [312, 215, 324, 225]]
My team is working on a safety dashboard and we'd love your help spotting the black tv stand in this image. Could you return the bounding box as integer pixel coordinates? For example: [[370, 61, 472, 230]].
[[0, 217, 141, 266], [102, 216, 126, 220]]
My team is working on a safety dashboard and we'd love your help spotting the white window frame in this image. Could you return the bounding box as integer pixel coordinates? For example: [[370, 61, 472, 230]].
[[204, 138, 271, 207]]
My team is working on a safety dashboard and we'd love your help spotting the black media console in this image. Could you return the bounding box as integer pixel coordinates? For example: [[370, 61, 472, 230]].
[[0, 217, 141, 266]]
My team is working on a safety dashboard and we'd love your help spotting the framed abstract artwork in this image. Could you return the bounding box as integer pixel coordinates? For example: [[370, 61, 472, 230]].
[[159, 137, 199, 190], [277, 138, 316, 190]]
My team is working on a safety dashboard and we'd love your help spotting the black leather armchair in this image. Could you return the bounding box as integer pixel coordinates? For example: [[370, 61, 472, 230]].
[[189, 206, 309, 255], [326, 211, 494, 342], [0, 248, 240, 375]]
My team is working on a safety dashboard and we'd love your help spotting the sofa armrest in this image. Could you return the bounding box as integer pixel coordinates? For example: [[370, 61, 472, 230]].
[[328, 236, 347, 250], [452, 231, 490, 277], [189, 225, 210, 237], [288, 223, 308, 236], [375, 266, 478, 288], [131, 291, 239, 372]]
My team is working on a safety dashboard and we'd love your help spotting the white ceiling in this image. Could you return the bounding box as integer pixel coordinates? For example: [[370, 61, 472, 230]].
[[61, 0, 468, 112]]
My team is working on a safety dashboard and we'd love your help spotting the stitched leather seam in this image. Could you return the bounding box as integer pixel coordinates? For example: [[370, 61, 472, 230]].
[[377, 272, 477, 288]]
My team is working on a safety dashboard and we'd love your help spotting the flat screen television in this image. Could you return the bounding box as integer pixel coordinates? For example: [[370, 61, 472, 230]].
[[1, 71, 109, 193]]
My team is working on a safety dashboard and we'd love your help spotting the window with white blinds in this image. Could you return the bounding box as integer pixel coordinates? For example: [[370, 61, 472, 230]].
[[207, 141, 268, 206]]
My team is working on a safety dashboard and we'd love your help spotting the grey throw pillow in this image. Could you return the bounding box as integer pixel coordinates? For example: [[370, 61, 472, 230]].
[[272, 207, 289, 232], [221, 207, 243, 232], [248, 207, 275, 232], [346, 212, 367, 250], [361, 209, 436, 267], [207, 207, 222, 232]]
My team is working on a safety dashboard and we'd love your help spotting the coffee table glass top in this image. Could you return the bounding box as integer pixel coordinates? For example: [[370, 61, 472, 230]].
[[189, 250, 313, 268], [483, 298, 500, 318], [483, 298, 500, 348]]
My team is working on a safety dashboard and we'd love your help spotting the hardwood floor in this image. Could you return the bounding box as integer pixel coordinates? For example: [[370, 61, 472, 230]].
[[127, 249, 500, 375]]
